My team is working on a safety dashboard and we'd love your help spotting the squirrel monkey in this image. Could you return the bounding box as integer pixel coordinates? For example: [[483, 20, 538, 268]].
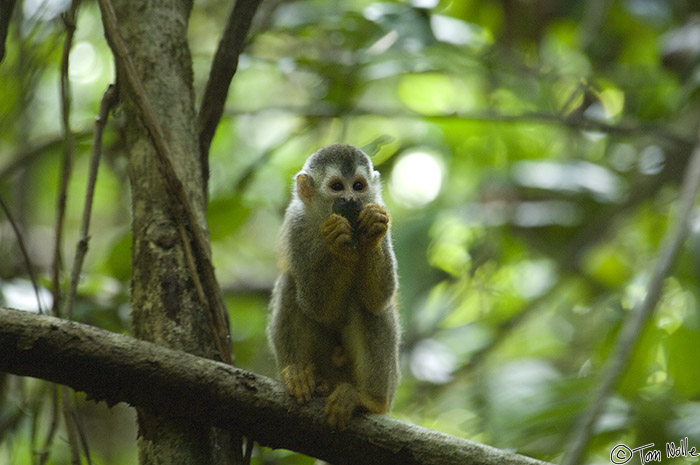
[[268, 144, 400, 431]]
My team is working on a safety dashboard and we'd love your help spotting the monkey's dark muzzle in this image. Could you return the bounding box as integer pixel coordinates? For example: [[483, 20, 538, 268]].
[[332, 198, 363, 226], [333, 198, 363, 248]]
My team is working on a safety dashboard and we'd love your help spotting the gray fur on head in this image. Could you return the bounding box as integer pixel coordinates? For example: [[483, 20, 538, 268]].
[[303, 144, 373, 179]]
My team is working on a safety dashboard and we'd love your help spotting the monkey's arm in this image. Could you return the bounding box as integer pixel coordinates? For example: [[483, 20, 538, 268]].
[[290, 214, 358, 325], [356, 204, 397, 314]]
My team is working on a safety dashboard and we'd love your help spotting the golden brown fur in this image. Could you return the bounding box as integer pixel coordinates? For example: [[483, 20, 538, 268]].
[[267, 144, 400, 431]]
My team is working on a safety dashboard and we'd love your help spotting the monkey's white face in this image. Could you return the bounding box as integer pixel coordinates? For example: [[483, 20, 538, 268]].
[[295, 166, 382, 221], [321, 167, 373, 202], [294, 145, 384, 221], [317, 165, 380, 212]]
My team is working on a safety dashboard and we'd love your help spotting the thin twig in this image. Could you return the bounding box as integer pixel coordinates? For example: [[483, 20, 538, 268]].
[[0, 130, 91, 182], [197, 0, 262, 195], [221, 105, 694, 148], [0, 194, 45, 313], [562, 132, 700, 465], [63, 84, 118, 320], [60, 386, 81, 465], [71, 404, 93, 465], [51, 0, 81, 317], [57, 4, 92, 464], [0, 399, 26, 442], [178, 219, 209, 311], [38, 385, 59, 465], [243, 437, 254, 464], [97, 0, 232, 364]]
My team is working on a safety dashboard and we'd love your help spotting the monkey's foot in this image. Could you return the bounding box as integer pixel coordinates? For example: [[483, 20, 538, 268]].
[[281, 363, 316, 404], [324, 383, 362, 431], [325, 383, 390, 431]]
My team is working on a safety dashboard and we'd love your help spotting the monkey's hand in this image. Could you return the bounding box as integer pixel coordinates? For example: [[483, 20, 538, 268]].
[[357, 203, 390, 250], [280, 363, 318, 404], [321, 214, 358, 261], [325, 383, 389, 431]]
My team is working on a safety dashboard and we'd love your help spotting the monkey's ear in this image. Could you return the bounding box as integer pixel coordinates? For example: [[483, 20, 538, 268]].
[[372, 170, 381, 183], [296, 173, 314, 205]]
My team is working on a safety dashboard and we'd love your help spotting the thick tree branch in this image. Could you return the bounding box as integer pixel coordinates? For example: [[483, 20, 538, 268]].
[[197, 0, 262, 187], [0, 306, 550, 465]]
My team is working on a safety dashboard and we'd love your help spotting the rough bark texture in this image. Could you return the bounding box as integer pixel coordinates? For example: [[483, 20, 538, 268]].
[[0, 307, 553, 465], [108, 0, 235, 463]]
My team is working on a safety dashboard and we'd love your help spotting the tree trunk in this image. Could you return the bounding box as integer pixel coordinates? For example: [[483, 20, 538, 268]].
[[109, 0, 237, 463]]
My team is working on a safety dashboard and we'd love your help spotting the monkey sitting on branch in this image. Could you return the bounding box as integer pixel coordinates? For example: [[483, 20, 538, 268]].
[[268, 144, 400, 431]]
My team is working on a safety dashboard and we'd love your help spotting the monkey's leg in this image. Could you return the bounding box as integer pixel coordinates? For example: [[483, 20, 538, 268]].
[[280, 320, 337, 403], [269, 274, 333, 404], [324, 307, 400, 430]]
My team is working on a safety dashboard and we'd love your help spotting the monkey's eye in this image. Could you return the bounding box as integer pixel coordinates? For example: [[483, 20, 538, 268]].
[[352, 181, 365, 191], [330, 181, 344, 192]]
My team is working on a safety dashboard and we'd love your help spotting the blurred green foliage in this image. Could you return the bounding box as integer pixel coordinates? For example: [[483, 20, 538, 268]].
[[3, 0, 700, 463]]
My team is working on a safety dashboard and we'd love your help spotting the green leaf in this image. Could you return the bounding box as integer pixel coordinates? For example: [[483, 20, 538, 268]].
[[207, 197, 251, 241]]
